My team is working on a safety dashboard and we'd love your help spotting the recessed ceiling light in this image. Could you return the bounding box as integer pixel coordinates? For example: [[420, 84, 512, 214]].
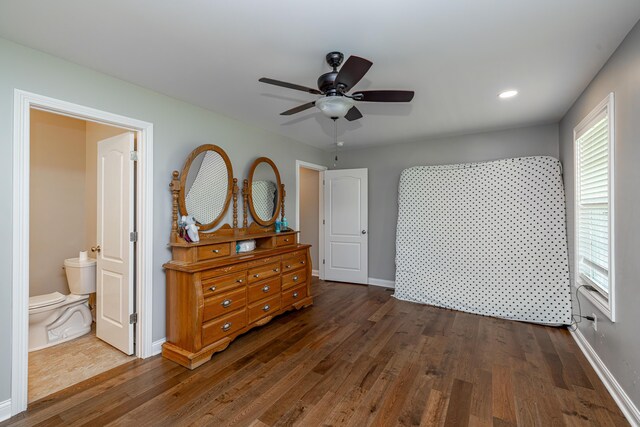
[[337, 141, 345, 147], [499, 90, 519, 99]]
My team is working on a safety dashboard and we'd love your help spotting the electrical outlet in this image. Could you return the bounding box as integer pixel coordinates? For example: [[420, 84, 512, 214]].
[[591, 313, 598, 331]]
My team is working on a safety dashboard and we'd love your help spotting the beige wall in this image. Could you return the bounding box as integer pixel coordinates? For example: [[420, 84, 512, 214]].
[[29, 109, 87, 296], [29, 112, 125, 297], [299, 168, 320, 269], [84, 122, 129, 253]]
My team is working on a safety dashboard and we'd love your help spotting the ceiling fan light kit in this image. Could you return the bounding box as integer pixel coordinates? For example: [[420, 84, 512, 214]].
[[315, 96, 354, 119], [259, 51, 415, 122]]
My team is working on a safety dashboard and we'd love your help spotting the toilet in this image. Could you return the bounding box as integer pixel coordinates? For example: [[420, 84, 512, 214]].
[[28, 257, 96, 352]]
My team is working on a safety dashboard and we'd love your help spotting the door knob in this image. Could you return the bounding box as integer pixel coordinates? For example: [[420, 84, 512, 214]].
[[91, 245, 101, 253], [361, 230, 367, 235]]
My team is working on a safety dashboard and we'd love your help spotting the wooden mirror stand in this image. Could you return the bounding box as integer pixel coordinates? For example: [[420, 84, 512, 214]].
[[164, 152, 313, 370]]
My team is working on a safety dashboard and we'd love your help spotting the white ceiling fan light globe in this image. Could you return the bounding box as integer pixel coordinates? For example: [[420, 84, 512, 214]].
[[315, 96, 355, 118]]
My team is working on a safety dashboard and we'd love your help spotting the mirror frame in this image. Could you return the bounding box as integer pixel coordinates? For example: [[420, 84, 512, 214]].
[[247, 157, 282, 227], [179, 144, 233, 231]]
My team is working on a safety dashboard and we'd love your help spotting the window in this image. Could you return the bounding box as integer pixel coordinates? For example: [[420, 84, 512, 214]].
[[574, 93, 615, 321]]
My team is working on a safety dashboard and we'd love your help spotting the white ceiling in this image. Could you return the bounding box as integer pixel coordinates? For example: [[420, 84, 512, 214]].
[[1, 1, 639, 150]]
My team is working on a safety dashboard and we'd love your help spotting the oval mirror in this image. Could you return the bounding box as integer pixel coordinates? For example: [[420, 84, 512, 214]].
[[179, 144, 233, 231], [248, 157, 282, 226]]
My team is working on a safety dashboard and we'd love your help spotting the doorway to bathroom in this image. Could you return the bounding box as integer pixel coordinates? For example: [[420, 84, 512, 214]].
[[11, 90, 154, 416], [27, 109, 136, 402]]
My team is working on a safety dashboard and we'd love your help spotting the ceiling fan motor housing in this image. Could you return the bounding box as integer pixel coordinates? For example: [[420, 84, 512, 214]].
[[317, 72, 339, 93], [318, 51, 345, 93]]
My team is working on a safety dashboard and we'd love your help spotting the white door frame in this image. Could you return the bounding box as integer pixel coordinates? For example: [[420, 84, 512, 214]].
[[11, 89, 154, 415], [295, 160, 327, 279]]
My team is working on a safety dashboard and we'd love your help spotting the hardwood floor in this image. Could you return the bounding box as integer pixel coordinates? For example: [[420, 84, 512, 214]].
[[3, 279, 628, 426]]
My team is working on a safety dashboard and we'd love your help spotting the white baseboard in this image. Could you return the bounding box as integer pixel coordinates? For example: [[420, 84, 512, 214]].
[[368, 277, 395, 289], [0, 399, 11, 422], [570, 328, 640, 426], [312, 269, 319, 277], [151, 338, 166, 356]]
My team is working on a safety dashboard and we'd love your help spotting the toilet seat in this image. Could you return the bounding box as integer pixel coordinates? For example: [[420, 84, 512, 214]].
[[29, 293, 89, 315], [29, 292, 66, 309]]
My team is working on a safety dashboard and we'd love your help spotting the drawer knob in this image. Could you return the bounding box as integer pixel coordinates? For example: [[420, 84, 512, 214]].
[[212, 249, 220, 254], [221, 322, 232, 331], [221, 299, 232, 308], [236, 279, 244, 283], [263, 304, 271, 312], [293, 292, 299, 298], [293, 276, 299, 281], [262, 285, 270, 293], [209, 286, 216, 292], [284, 238, 289, 242], [254, 274, 260, 278], [300, 261, 305, 265], [273, 268, 279, 272], [286, 264, 292, 269]]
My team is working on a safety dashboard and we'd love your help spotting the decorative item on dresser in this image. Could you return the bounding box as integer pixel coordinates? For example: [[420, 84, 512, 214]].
[[163, 147, 313, 369]]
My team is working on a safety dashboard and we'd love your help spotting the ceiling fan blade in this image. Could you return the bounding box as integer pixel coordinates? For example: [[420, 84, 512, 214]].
[[334, 56, 373, 91], [352, 90, 415, 102], [280, 101, 316, 116], [259, 78, 322, 95], [344, 106, 363, 121]]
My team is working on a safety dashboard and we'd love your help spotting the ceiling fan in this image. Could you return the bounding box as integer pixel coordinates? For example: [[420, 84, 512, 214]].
[[259, 51, 414, 121]]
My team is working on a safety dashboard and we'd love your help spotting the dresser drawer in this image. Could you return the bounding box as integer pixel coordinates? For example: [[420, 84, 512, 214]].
[[282, 269, 305, 290], [247, 276, 281, 303], [282, 249, 306, 260], [248, 294, 281, 323], [201, 271, 247, 298], [276, 234, 296, 247], [201, 262, 248, 280], [202, 309, 247, 346], [282, 253, 307, 273], [248, 261, 281, 284], [282, 284, 307, 307], [203, 287, 247, 322], [197, 243, 231, 261]]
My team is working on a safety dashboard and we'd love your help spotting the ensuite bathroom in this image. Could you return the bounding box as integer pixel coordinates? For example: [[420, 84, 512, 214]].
[[27, 109, 135, 402]]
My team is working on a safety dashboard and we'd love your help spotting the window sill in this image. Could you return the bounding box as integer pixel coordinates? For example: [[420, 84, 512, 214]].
[[576, 282, 615, 322]]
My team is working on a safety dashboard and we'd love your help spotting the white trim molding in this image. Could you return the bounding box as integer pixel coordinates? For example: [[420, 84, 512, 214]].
[[312, 269, 319, 277], [295, 160, 328, 280], [368, 277, 395, 289], [11, 89, 154, 416], [571, 328, 640, 426], [152, 338, 167, 356], [0, 399, 12, 422]]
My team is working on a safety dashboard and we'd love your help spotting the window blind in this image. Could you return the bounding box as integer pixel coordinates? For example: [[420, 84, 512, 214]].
[[576, 114, 610, 296]]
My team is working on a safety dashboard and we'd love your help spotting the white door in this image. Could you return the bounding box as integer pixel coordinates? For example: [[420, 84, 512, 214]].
[[323, 168, 368, 284], [96, 132, 135, 355]]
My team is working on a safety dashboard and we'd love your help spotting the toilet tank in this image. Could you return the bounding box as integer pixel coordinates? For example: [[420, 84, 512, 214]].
[[64, 258, 97, 295]]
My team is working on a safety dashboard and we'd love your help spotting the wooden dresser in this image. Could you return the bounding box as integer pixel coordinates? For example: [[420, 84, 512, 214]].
[[163, 229, 313, 369]]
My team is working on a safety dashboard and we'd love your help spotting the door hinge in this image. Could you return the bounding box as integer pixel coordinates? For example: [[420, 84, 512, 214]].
[[322, 219, 325, 225], [323, 179, 325, 185], [129, 313, 138, 324], [130, 231, 138, 242], [130, 151, 138, 161], [323, 259, 325, 265]]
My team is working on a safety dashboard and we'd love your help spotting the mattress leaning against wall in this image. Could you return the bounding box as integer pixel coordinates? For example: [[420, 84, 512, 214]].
[[393, 156, 571, 325]]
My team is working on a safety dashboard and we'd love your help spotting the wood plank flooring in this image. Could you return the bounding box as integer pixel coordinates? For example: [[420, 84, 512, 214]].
[[2, 279, 628, 426]]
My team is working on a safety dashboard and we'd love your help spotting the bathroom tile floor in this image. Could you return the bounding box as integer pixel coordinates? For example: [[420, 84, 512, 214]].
[[28, 323, 135, 403]]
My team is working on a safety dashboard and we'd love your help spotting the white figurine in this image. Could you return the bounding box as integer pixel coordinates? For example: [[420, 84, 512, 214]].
[[181, 215, 200, 243]]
